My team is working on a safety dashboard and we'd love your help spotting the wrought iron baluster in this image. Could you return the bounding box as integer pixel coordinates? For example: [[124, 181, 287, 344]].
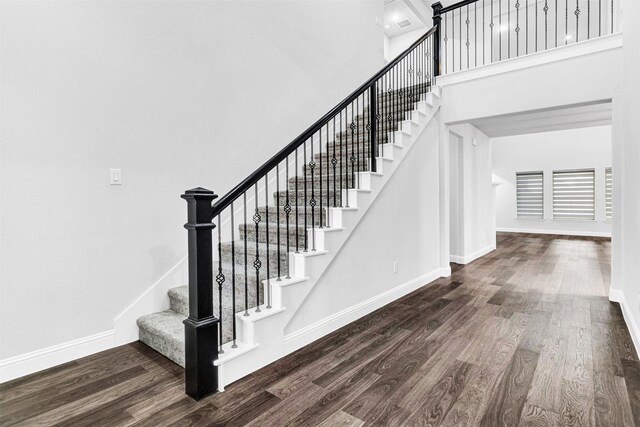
[[243, 192, 248, 316], [526, 0, 529, 55], [350, 102, 356, 193], [544, 0, 549, 50], [566, 0, 569, 45], [309, 137, 316, 251], [332, 116, 337, 208], [555, 0, 558, 47], [295, 147, 299, 253], [516, 0, 520, 57], [611, 0, 613, 34], [230, 203, 237, 347], [344, 109, 349, 208], [587, 0, 590, 39], [276, 164, 281, 280], [285, 157, 291, 278], [326, 121, 331, 215], [216, 215, 224, 354], [303, 139, 308, 252], [466, 5, 470, 69], [264, 175, 271, 308], [509, 0, 513, 58], [319, 127, 323, 228], [253, 183, 261, 313], [575, 0, 580, 42], [444, 14, 448, 73], [363, 94, 368, 174], [356, 97, 360, 189], [341, 110, 345, 207]]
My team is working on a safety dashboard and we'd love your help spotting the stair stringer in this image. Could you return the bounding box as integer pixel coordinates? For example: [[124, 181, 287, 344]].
[[215, 87, 442, 390]]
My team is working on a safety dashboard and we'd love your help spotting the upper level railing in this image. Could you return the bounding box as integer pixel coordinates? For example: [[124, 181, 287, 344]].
[[432, 0, 620, 74], [181, 26, 438, 400]]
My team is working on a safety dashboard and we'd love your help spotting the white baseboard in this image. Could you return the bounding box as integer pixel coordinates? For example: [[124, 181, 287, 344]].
[[496, 227, 611, 238], [609, 289, 640, 356], [450, 244, 496, 265], [284, 269, 444, 350], [0, 331, 115, 383]]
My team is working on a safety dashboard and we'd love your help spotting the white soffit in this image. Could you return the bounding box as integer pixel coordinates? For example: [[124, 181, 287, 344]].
[[467, 101, 612, 137]]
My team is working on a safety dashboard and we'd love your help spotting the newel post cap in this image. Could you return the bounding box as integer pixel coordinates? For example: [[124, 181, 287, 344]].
[[181, 187, 218, 200]]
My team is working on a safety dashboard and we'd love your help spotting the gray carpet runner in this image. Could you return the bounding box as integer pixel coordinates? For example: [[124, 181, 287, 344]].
[[137, 87, 428, 366]]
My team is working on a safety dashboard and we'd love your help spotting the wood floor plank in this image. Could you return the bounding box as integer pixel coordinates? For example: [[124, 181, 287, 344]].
[[622, 358, 640, 426], [315, 410, 364, 427], [518, 403, 560, 426], [439, 312, 529, 426], [593, 372, 635, 427], [480, 348, 540, 427], [4, 234, 640, 427], [402, 359, 473, 426], [558, 326, 595, 426], [244, 383, 325, 427]]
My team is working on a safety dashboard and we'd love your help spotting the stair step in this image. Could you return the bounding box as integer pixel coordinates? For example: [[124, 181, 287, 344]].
[[287, 174, 351, 193], [273, 189, 341, 207], [220, 240, 290, 275], [137, 310, 186, 367], [326, 133, 391, 148], [257, 205, 327, 226], [240, 222, 314, 249], [302, 160, 369, 176]]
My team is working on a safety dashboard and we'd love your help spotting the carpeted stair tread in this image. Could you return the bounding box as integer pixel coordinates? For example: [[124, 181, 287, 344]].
[[137, 310, 186, 367]]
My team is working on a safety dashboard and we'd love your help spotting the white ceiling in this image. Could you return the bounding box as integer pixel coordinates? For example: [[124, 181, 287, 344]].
[[383, 0, 429, 38], [465, 101, 613, 138], [383, 0, 479, 38]]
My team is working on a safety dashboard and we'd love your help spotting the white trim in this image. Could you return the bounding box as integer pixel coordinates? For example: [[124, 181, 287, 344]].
[[496, 227, 611, 238], [609, 290, 640, 357], [450, 244, 495, 264], [0, 331, 115, 383], [113, 258, 187, 345], [283, 269, 442, 349], [438, 33, 622, 86]]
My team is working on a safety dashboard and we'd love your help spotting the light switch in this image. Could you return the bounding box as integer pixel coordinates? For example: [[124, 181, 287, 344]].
[[110, 168, 122, 185]]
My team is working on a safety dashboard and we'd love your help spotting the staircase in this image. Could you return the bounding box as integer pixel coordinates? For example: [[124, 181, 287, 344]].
[[137, 85, 439, 367], [135, 27, 441, 398]]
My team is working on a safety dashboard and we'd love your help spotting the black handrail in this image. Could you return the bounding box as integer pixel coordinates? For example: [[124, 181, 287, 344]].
[[211, 25, 438, 218], [440, 0, 478, 15]]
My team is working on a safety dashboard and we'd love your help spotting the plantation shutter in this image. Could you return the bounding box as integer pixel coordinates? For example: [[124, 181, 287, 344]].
[[516, 171, 544, 218], [605, 167, 612, 220], [553, 169, 595, 220]]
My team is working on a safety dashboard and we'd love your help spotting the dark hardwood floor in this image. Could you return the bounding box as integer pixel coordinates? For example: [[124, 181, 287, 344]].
[[2, 233, 638, 426]]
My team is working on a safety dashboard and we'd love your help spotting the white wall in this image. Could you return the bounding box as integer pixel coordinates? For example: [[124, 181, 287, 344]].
[[439, 37, 622, 124], [449, 133, 464, 258], [286, 114, 442, 333], [386, 28, 429, 61], [448, 123, 494, 263], [493, 126, 612, 236], [0, 0, 385, 362], [610, 0, 640, 354]]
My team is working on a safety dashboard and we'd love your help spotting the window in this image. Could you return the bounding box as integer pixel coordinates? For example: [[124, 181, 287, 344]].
[[605, 167, 612, 220], [516, 171, 544, 218], [553, 169, 595, 220]]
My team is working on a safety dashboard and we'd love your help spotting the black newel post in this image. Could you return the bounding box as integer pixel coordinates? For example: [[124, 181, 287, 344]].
[[432, 2, 443, 77], [181, 187, 219, 400]]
